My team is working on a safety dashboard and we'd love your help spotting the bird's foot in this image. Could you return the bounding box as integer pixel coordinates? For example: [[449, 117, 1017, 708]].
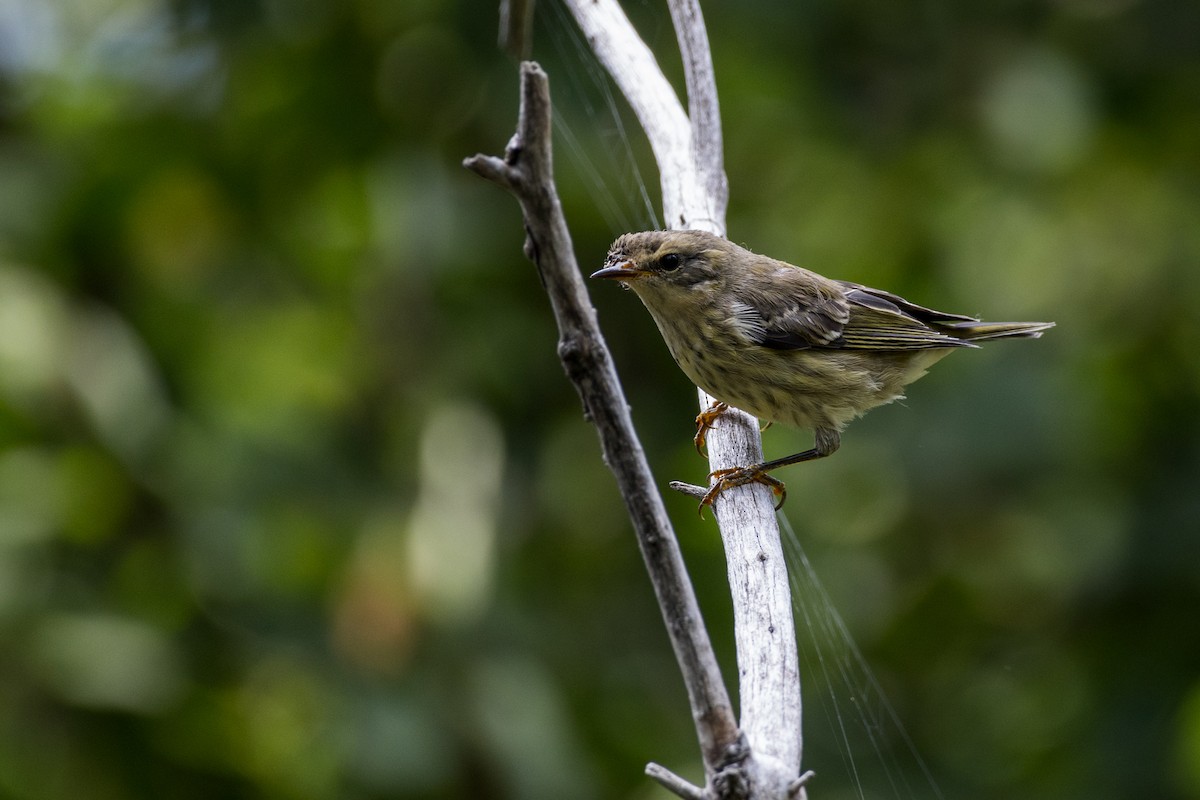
[[693, 401, 730, 456], [699, 464, 787, 516]]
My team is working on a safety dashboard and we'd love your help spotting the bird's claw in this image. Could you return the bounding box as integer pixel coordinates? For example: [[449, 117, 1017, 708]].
[[697, 465, 788, 517], [693, 401, 730, 456]]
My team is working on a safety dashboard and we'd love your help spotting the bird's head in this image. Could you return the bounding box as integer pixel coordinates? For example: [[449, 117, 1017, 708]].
[[591, 230, 735, 305]]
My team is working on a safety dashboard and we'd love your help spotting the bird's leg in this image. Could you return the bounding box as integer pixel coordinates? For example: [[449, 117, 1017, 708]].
[[700, 428, 841, 512], [693, 400, 730, 456]]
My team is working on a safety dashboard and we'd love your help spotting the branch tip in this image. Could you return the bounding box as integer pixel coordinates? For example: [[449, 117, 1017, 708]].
[[645, 763, 705, 800], [788, 770, 816, 798], [461, 153, 514, 189], [669, 480, 708, 499]]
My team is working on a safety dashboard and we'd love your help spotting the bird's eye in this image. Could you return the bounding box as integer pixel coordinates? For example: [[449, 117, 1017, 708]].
[[660, 253, 681, 271]]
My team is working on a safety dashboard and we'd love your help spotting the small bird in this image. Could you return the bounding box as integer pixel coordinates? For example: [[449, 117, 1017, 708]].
[[591, 230, 1053, 511]]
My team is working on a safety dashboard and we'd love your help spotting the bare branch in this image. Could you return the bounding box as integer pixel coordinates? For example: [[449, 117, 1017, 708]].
[[667, 0, 727, 217], [646, 763, 706, 800], [464, 61, 739, 777], [564, 0, 714, 231], [472, 0, 811, 793], [669, 480, 708, 500], [788, 771, 816, 799], [562, 0, 804, 786]]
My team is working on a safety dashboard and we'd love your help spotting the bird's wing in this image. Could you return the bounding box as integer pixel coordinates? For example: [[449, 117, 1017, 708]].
[[731, 272, 977, 351], [837, 283, 978, 350], [728, 266, 851, 349], [839, 282, 979, 324]]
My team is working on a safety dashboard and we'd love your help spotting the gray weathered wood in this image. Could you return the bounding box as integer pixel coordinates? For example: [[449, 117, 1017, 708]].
[[563, 0, 805, 795], [464, 63, 740, 793]]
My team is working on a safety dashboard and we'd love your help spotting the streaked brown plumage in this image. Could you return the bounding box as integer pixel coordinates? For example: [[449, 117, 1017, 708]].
[[591, 230, 1054, 510]]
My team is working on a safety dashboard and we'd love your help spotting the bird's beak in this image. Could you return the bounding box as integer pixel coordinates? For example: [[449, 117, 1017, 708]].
[[590, 260, 645, 281]]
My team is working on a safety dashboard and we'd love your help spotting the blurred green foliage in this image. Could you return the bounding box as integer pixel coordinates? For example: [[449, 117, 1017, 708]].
[[0, 0, 1198, 798]]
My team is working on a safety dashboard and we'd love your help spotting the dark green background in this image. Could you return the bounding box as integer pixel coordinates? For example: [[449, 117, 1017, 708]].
[[1, 0, 1197, 798]]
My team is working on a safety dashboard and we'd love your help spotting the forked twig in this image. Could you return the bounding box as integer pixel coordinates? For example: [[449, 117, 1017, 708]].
[[465, 62, 739, 792]]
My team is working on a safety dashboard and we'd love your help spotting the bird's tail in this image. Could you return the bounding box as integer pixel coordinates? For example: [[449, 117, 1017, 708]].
[[943, 320, 1056, 341]]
